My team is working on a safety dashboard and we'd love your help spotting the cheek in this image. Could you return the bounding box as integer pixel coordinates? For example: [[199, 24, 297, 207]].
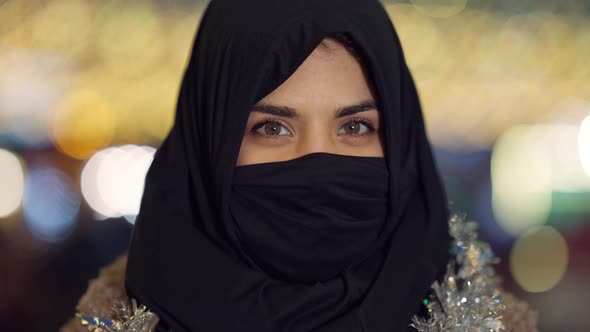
[[338, 135, 385, 157]]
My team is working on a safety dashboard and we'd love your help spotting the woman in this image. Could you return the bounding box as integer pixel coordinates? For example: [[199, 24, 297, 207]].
[[61, 0, 538, 331]]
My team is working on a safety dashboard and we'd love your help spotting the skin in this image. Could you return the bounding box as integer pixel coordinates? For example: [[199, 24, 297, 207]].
[[236, 37, 385, 166]]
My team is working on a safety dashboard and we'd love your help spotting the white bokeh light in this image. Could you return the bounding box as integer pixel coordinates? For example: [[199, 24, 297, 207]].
[[492, 122, 590, 236], [579, 115, 590, 177], [81, 145, 155, 223], [0, 49, 72, 147], [491, 126, 552, 235], [0, 149, 26, 218], [80, 146, 117, 217]]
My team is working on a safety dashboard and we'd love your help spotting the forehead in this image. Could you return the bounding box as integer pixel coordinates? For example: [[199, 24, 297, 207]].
[[256, 38, 376, 108]]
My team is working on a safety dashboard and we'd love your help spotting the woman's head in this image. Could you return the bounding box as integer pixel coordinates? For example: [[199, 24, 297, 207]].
[[236, 33, 384, 165], [126, 1, 450, 331]]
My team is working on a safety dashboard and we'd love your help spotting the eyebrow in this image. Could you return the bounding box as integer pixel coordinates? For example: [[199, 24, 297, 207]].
[[251, 100, 377, 119]]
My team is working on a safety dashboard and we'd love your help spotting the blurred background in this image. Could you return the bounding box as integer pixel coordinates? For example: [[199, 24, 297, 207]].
[[0, 0, 588, 330]]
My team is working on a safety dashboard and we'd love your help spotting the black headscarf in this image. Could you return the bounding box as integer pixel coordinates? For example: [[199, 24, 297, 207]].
[[125, 0, 450, 331]]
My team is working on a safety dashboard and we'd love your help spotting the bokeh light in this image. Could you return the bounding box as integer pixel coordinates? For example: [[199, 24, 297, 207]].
[[0, 48, 72, 147], [80, 146, 115, 218], [81, 145, 156, 222], [409, 0, 468, 18], [0, 1, 589, 330], [51, 88, 117, 160], [510, 226, 568, 293], [106, 70, 178, 142], [535, 15, 576, 77], [0, 1, 39, 37], [491, 126, 552, 235], [545, 124, 590, 192], [164, 12, 200, 74], [0, 149, 25, 218], [31, 0, 93, 58], [579, 115, 590, 177], [492, 121, 590, 235], [1, 4, 586, 151], [22, 167, 80, 243], [493, 14, 541, 78], [95, 2, 165, 79], [385, 4, 442, 76]]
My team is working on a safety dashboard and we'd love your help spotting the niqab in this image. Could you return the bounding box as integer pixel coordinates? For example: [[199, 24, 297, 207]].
[[125, 0, 450, 331]]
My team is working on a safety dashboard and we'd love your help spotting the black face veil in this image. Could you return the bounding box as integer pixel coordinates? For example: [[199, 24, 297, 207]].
[[125, 0, 451, 331]]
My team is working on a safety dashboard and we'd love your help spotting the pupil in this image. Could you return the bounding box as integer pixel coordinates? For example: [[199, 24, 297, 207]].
[[346, 122, 359, 134], [265, 122, 280, 135]]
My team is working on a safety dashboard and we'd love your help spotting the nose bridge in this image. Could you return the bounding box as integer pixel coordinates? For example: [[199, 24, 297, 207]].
[[296, 119, 336, 156]]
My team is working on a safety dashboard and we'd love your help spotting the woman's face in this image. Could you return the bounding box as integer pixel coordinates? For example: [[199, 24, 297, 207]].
[[236, 37, 384, 166]]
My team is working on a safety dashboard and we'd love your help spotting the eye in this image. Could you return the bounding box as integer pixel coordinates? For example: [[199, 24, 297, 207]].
[[338, 119, 374, 136], [251, 119, 291, 137]]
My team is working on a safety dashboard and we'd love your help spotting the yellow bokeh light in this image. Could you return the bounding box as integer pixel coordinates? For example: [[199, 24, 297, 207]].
[[0, 16, 36, 49], [535, 15, 576, 78], [444, 10, 501, 76], [51, 89, 117, 160], [95, 2, 165, 79], [385, 4, 443, 75], [0, 149, 26, 218], [574, 20, 590, 80], [164, 13, 201, 76], [510, 226, 568, 293], [1, 1, 589, 152], [0, 0, 38, 36], [102, 69, 177, 142], [31, 0, 93, 57], [409, 0, 468, 18], [493, 14, 543, 78]]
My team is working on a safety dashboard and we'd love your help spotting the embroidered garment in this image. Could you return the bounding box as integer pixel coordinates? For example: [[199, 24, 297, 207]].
[[60, 213, 539, 332]]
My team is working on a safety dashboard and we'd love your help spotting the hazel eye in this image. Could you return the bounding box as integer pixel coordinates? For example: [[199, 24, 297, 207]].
[[338, 120, 372, 136], [253, 120, 291, 136]]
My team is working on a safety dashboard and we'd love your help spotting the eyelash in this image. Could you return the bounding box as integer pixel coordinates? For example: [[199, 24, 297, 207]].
[[248, 116, 376, 140], [341, 117, 376, 136]]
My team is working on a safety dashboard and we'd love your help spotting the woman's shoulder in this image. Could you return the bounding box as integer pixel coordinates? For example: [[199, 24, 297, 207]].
[[60, 214, 539, 332], [59, 254, 129, 332], [59, 255, 158, 332]]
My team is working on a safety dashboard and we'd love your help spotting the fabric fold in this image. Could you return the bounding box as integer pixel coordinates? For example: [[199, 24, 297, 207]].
[[125, 0, 450, 331]]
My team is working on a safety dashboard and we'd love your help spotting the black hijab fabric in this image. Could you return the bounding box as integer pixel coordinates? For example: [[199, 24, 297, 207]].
[[125, 0, 450, 331], [230, 152, 391, 284]]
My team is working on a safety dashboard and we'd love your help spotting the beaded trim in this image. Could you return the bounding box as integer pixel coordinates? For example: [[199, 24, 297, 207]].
[[410, 212, 505, 331], [77, 298, 159, 332]]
